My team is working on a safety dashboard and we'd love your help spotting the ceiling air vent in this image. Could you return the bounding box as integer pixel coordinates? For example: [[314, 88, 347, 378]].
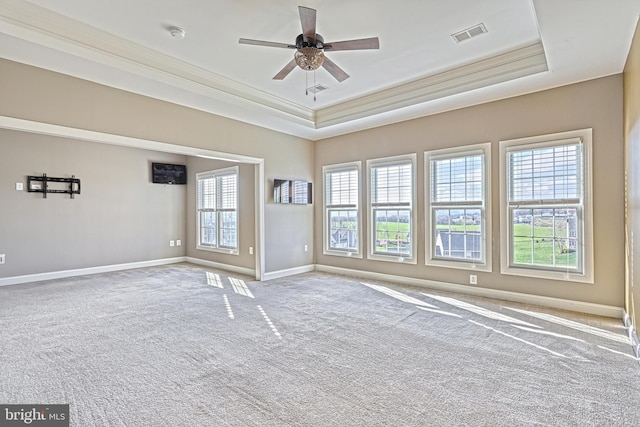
[[307, 84, 329, 94], [452, 23, 487, 43]]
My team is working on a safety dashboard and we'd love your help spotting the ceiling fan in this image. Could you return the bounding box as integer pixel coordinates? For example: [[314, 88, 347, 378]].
[[239, 6, 380, 83]]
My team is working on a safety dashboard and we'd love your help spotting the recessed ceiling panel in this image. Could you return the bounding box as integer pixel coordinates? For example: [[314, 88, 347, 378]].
[[1, 0, 639, 140]]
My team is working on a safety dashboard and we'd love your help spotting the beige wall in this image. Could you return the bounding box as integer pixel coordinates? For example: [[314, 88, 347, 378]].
[[0, 129, 187, 277], [315, 76, 625, 307], [624, 22, 640, 332], [0, 57, 628, 309], [0, 58, 315, 276]]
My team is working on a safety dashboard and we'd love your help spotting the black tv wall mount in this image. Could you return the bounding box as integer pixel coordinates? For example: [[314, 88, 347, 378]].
[[27, 174, 81, 199]]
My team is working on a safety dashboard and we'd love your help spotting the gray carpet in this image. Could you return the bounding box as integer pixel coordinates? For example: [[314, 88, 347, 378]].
[[1, 263, 639, 426]]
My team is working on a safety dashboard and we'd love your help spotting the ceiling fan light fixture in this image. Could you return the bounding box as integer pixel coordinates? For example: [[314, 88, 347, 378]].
[[295, 47, 325, 71], [239, 6, 379, 83]]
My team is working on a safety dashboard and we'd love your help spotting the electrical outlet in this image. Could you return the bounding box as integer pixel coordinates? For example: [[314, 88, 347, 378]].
[[170, 240, 175, 247], [249, 247, 254, 255], [16, 183, 23, 191], [304, 245, 308, 252], [0, 254, 5, 264], [470, 274, 477, 285], [176, 240, 182, 246]]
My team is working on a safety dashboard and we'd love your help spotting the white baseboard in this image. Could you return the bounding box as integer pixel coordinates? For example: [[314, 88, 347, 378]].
[[185, 257, 255, 277], [261, 264, 315, 281], [315, 264, 624, 319], [1, 258, 625, 320], [623, 311, 640, 360], [0, 257, 187, 287]]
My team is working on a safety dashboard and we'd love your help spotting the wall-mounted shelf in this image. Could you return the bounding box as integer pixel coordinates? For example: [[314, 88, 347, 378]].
[[27, 174, 81, 199]]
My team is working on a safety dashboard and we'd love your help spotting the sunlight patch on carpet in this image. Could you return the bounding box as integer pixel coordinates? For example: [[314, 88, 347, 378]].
[[504, 307, 630, 344], [229, 277, 254, 298], [257, 305, 282, 339], [469, 320, 568, 358], [597, 345, 638, 360], [206, 272, 224, 288], [223, 294, 235, 319], [423, 293, 540, 328], [416, 306, 462, 318], [361, 283, 437, 308], [510, 325, 585, 342]]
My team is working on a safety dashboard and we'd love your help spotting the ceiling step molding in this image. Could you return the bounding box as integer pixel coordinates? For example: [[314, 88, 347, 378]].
[[0, 0, 315, 125], [314, 41, 548, 128], [0, 0, 547, 134]]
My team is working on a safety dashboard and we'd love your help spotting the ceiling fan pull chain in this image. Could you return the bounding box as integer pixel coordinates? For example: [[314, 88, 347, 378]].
[[305, 71, 308, 96], [314, 70, 317, 101]]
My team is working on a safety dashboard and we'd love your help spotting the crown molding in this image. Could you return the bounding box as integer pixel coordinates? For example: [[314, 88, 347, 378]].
[[0, 0, 315, 125], [0, 0, 548, 134], [314, 42, 547, 128]]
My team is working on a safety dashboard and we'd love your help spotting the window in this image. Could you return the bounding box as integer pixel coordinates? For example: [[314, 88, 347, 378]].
[[196, 167, 239, 254], [500, 129, 593, 282], [425, 143, 491, 271], [367, 154, 416, 263], [323, 162, 361, 257]]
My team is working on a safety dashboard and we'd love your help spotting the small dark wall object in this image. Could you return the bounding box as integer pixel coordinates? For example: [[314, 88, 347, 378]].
[[152, 163, 187, 185], [27, 174, 81, 199], [273, 179, 312, 204]]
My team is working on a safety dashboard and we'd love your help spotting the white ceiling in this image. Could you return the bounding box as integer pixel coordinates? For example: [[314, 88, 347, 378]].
[[0, 0, 638, 140]]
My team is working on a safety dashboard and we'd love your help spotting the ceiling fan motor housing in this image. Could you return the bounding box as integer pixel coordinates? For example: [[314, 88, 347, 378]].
[[296, 33, 324, 49]]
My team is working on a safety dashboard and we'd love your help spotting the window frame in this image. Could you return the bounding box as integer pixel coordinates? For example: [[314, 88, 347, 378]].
[[366, 153, 417, 264], [323, 161, 363, 258], [196, 166, 239, 255], [425, 142, 492, 271], [499, 129, 593, 283]]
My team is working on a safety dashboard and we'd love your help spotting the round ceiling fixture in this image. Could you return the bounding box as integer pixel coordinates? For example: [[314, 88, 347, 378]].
[[168, 26, 185, 39], [294, 47, 325, 71]]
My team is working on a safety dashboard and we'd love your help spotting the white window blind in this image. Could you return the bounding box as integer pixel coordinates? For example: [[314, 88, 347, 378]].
[[508, 141, 581, 204], [371, 161, 412, 206], [432, 154, 483, 204], [325, 164, 359, 254], [326, 167, 358, 207]]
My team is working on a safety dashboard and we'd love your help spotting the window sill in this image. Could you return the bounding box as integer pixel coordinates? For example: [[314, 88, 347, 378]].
[[500, 265, 593, 284], [323, 250, 363, 259], [426, 258, 491, 272], [367, 253, 417, 264], [197, 245, 239, 256]]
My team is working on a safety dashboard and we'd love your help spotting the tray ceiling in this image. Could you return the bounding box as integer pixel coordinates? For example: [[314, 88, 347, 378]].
[[0, 0, 638, 140]]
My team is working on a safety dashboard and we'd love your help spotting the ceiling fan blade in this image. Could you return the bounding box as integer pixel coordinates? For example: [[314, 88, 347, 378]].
[[239, 38, 296, 49], [322, 56, 350, 82], [299, 6, 317, 41], [324, 37, 380, 51], [273, 59, 298, 80]]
